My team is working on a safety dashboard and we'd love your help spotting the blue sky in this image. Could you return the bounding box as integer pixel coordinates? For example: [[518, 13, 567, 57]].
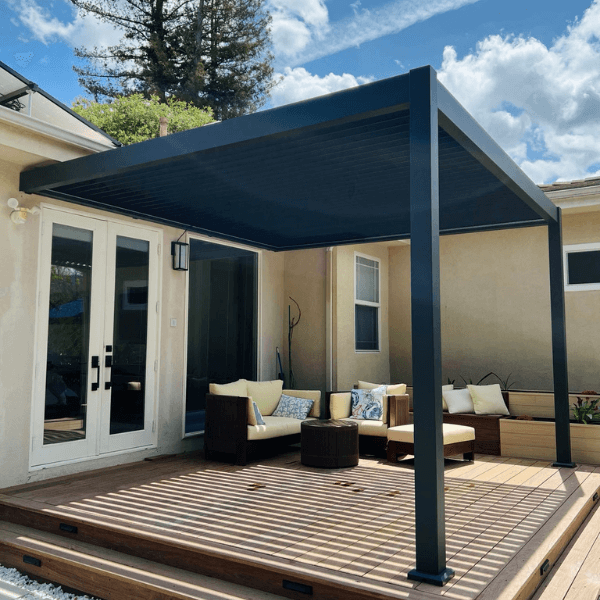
[[2, 0, 600, 183]]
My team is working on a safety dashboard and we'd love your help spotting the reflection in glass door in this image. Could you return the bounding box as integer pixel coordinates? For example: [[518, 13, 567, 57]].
[[110, 236, 150, 435], [100, 222, 159, 454], [43, 224, 93, 445]]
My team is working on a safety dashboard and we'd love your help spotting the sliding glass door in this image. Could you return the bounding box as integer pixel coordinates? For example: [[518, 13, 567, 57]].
[[185, 239, 257, 434]]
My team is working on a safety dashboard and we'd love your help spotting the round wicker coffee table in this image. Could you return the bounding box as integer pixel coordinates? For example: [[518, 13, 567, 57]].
[[301, 419, 359, 468]]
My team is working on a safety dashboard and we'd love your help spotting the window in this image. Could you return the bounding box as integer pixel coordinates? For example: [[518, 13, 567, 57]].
[[355, 254, 380, 351], [564, 243, 600, 291], [185, 239, 258, 435]]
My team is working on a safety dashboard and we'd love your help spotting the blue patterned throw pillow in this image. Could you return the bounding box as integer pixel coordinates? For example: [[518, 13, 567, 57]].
[[251, 400, 266, 425], [349, 385, 386, 420], [272, 394, 314, 419]]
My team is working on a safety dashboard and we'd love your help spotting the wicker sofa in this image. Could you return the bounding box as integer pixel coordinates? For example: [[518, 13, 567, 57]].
[[328, 382, 410, 455], [204, 379, 321, 465]]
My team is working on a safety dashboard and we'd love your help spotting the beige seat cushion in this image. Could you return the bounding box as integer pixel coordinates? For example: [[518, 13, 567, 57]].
[[341, 418, 388, 437], [247, 380, 284, 416], [247, 416, 316, 440], [209, 379, 248, 397], [283, 389, 321, 418], [387, 423, 475, 444]]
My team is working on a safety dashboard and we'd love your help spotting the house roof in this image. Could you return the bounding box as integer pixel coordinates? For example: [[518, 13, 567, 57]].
[[20, 68, 557, 251], [0, 60, 120, 147], [540, 177, 600, 192]]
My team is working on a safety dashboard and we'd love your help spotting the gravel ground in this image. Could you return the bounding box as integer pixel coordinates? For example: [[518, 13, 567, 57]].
[[0, 565, 99, 600]]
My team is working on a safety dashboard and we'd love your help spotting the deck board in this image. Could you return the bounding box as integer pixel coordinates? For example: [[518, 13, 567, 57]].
[[1, 451, 599, 600]]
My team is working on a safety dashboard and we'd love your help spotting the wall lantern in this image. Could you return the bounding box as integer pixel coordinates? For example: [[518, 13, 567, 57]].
[[7, 198, 39, 224], [171, 241, 189, 271]]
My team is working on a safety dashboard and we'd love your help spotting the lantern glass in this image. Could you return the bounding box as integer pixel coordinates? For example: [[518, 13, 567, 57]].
[[171, 241, 189, 271]]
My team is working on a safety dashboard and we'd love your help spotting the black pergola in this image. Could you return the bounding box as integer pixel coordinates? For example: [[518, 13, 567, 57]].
[[20, 66, 573, 585]]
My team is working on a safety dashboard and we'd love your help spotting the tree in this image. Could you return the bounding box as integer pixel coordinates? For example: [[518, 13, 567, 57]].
[[70, 0, 275, 120], [72, 94, 214, 145]]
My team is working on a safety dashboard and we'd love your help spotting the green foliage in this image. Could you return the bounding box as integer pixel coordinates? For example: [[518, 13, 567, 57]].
[[70, 0, 275, 120], [72, 94, 213, 145], [573, 391, 600, 424], [458, 372, 516, 390]]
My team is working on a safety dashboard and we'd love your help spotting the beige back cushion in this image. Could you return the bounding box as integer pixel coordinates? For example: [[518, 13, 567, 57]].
[[246, 379, 284, 416], [330, 392, 352, 419], [283, 389, 321, 418], [357, 380, 382, 390], [387, 383, 407, 395], [209, 379, 248, 397]]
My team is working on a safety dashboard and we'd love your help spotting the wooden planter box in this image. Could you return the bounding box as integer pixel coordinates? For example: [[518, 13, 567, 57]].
[[500, 418, 600, 464]]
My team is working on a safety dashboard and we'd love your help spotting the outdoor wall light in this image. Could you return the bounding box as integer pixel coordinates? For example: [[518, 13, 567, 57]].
[[171, 240, 190, 271], [7, 198, 39, 224]]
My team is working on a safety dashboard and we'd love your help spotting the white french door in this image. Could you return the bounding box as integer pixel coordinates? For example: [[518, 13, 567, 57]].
[[31, 208, 160, 467]]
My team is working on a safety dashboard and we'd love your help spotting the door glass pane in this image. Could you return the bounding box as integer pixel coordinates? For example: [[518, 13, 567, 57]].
[[110, 236, 149, 435], [44, 224, 92, 445], [186, 240, 257, 434]]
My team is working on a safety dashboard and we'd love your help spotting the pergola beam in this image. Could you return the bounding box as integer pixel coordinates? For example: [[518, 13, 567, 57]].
[[437, 85, 558, 224]]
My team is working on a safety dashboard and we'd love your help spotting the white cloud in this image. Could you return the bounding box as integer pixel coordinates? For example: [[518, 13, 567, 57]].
[[268, 0, 329, 57], [273, 0, 480, 65], [438, 0, 600, 183], [6, 0, 121, 49], [270, 66, 373, 106]]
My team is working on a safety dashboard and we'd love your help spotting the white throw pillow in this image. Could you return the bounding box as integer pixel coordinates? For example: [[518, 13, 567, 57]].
[[443, 388, 475, 414], [442, 384, 454, 411], [468, 384, 510, 415]]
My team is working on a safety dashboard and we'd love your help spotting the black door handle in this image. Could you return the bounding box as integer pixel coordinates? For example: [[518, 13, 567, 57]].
[[105, 355, 112, 389], [91, 356, 100, 391]]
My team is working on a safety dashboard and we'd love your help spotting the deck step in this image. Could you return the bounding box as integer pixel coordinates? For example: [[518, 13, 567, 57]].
[[532, 502, 600, 600], [0, 520, 285, 600]]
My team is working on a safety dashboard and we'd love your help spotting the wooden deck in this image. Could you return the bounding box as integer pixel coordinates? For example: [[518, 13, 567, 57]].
[[1, 451, 599, 600]]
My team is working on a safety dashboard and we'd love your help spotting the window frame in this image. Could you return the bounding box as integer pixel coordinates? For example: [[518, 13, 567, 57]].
[[354, 251, 381, 353], [563, 242, 600, 292]]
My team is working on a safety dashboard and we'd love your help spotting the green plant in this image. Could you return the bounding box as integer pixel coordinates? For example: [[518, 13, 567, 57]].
[[459, 372, 495, 387], [489, 372, 517, 391], [458, 371, 516, 391], [573, 391, 600, 424]]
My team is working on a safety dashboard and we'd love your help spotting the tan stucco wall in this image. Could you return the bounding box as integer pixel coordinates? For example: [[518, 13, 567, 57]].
[[0, 129, 285, 487], [282, 249, 327, 394], [260, 251, 285, 382], [389, 213, 600, 393], [334, 243, 390, 390]]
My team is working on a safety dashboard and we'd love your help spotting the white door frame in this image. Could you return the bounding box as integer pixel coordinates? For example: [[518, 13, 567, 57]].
[[31, 206, 162, 468]]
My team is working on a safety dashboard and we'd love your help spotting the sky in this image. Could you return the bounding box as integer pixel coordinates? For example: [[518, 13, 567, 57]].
[[1, 0, 600, 183]]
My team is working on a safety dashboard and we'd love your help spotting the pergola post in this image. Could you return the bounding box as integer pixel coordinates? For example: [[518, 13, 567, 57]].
[[407, 66, 454, 586], [548, 208, 575, 467]]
